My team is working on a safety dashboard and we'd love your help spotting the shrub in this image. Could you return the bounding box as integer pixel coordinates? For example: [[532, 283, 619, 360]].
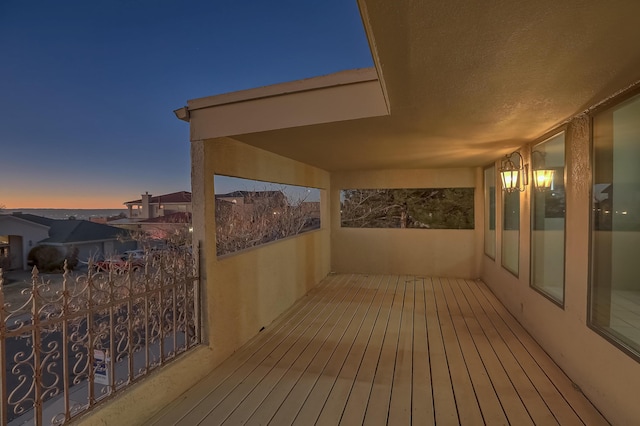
[[28, 245, 65, 272]]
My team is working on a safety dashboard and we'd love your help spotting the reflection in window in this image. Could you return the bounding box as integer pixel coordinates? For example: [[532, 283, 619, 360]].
[[502, 158, 521, 276], [484, 166, 496, 258], [214, 175, 321, 256], [340, 188, 474, 229], [531, 133, 566, 304], [591, 93, 640, 357]]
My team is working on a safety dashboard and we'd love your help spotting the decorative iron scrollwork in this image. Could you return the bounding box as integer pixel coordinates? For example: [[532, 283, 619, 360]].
[[0, 245, 200, 425]]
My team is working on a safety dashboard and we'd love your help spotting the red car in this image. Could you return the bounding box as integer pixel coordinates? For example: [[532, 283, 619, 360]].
[[94, 255, 144, 273]]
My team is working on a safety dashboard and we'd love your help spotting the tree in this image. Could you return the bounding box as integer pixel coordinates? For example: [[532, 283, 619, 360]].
[[215, 189, 318, 256], [341, 189, 410, 228], [341, 188, 474, 229]]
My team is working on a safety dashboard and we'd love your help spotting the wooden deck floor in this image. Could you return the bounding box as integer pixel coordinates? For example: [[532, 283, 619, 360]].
[[147, 274, 609, 425]]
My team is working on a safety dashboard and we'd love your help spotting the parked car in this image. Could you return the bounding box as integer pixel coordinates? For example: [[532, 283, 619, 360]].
[[94, 255, 144, 273], [123, 249, 145, 260]]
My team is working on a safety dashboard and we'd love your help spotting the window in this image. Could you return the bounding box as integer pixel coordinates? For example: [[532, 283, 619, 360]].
[[531, 132, 566, 304], [484, 166, 496, 258], [340, 188, 474, 229], [502, 159, 521, 276], [214, 175, 321, 256], [591, 93, 640, 357]]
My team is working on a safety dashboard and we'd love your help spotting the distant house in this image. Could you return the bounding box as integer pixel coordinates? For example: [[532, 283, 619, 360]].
[[112, 191, 193, 241], [0, 212, 135, 270], [38, 219, 135, 264], [124, 191, 192, 220]]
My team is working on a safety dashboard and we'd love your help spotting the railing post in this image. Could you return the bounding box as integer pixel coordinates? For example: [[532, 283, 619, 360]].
[[126, 265, 134, 384], [143, 259, 151, 374], [0, 268, 7, 426], [108, 269, 116, 393], [192, 242, 201, 346], [172, 253, 178, 357], [61, 261, 71, 423], [158, 255, 165, 365], [87, 268, 96, 406], [30, 266, 43, 426]]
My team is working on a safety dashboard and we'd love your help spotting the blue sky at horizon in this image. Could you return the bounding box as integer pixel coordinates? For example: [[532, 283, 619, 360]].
[[0, 1, 373, 208]]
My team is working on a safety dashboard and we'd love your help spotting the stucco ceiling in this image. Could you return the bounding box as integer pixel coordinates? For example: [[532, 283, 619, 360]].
[[232, 0, 640, 171]]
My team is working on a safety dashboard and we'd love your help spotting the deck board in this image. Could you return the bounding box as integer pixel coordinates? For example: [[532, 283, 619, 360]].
[[443, 277, 536, 425], [362, 275, 403, 425], [468, 279, 608, 425], [146, 274, 609, 426], [455, 278, 583, 425], [431, 277, 486, 425], [292, 274, 383, 425], [411, 278, 434, 425], [450, 278, 558, 425], [338, 275, 398, 425], [315, 275, 390, 426], [267, 275, 374, 425], [239, 275, 367, 426], [387, 276, 414, 425]]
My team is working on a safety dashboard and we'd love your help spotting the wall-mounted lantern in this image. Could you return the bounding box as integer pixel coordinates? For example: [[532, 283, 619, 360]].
[[499, 151, 528, 192]]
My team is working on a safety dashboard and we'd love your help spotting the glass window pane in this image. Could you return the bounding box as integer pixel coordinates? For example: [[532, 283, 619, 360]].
[[591, 93, 640, 355], [214, 175, 321, 256], [340, 188, 474, 229], [531, 132, 566, 304], [484, 166, 496, 258]]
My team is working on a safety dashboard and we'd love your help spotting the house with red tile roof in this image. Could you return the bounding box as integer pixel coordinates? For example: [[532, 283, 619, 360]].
[[123, 191, 191, 220], [112, 192, 193, 241]]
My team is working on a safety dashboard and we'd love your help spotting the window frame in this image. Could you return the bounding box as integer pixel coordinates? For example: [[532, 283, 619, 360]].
[[484, 163, 497, 260], [529, 130, 567, 308], [213, 174, 323, 258], [588, 87, 640, 362]]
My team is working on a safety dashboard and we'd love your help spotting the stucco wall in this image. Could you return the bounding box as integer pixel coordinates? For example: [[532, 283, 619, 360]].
[[481, 114, 640, 425], [204, 137, 331, 363], [82, 137, 331, 425], [331, 168, 482, 278]]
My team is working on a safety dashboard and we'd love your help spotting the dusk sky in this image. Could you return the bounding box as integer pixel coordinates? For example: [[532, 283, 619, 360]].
[[0, 1, 373, 209]]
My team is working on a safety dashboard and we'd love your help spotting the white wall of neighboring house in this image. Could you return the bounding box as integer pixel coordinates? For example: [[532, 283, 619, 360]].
[[0, 216, 50, 271], [127, 194, 192, 220]]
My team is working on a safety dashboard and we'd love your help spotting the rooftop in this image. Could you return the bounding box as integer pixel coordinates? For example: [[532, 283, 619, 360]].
[[124, 191, 192, 205]]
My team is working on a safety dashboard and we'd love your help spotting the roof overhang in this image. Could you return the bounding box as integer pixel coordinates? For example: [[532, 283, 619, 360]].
[[176, 0, 640, 171], [180, 68, 388, 141]]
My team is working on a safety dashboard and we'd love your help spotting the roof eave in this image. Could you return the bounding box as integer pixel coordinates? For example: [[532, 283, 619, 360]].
[[182, 68, 389, 141]]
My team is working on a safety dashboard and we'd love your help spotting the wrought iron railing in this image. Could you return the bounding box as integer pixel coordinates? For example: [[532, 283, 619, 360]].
[[0, 247, 200, 425]]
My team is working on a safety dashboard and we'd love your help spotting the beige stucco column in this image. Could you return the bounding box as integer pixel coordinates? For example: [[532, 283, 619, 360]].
[[190, 139, 209, 343]]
